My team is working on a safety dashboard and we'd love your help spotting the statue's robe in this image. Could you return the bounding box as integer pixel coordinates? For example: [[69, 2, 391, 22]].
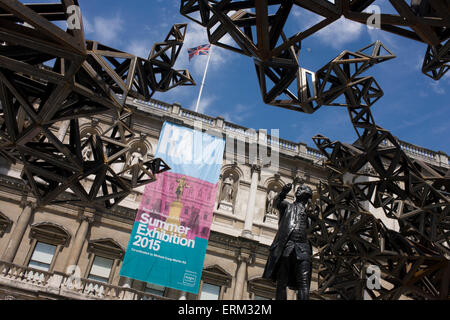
[[262, 192, 311, 289]]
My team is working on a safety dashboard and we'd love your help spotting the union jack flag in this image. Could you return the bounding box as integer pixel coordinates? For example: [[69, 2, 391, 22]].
[[188, 44, 211, 61]]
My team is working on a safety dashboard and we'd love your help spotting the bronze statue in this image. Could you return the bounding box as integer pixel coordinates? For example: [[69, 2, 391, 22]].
[[263, 183, 313, 300], [175, 177, 190, 200]]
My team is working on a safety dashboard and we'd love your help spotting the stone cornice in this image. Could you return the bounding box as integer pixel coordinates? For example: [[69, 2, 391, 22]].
[[0, 174, 137, 223]]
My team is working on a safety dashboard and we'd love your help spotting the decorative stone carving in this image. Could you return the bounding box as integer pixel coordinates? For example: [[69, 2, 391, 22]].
[[129, 151, 144, 167], [82, 147, 92, 161], [264, 183, 282, 223], [218, 171, 238, 212], [0, 211, 12, 237], [30, 222, 71, 246], [221, 174, 235, 203]]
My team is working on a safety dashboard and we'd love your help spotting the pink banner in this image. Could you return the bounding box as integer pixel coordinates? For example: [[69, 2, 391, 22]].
[[136, 171, 217, 241]]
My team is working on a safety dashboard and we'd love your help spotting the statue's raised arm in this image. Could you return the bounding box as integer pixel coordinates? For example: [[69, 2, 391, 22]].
[[273, 183, 292, 219]]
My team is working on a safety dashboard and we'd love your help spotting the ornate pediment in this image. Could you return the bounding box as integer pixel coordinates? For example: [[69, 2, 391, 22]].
[[30, 222, 71, 246], [202, 265, 232, 288], [247, 277, 276, 299], [87, 238, 125, 260]]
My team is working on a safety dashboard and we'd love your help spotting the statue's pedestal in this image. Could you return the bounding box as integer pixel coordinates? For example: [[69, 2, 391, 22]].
[[167, 200, 183, 223], [264, 213, 278, 224], [218, 201, 233, 212], [156, 200, 186, 237]]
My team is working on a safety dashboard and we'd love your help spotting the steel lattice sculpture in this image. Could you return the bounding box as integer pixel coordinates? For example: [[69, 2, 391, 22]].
[[342, 0, 450, 80], [310, 74, 450, 299], [180, 0, 449, 110], [0, 1, 195, 211], [180, 0, 450, 300]]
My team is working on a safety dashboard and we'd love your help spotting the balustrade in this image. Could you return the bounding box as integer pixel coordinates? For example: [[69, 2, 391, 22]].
[[0, 260, 169, 300]]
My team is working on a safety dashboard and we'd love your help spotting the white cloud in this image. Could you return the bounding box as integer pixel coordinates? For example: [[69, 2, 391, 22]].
[[293, 8, 364, 49], [430, 81, 446, 95], [366, 26, 399, 52], [222, 104, 253, 123], [94, 16, 124, 44], [83, 15, 124, 45], [314, 17, 364, 49], [191, 94, 217, 114], [127, 40, 153, 58]]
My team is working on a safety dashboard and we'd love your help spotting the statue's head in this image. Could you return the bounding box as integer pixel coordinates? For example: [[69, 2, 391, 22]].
[[295, 184, 313, 203]]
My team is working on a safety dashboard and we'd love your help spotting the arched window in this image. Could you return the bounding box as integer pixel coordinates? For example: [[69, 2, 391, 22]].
[[25, 223, 71, 272], [85, 238, 124, 284], [79, 123, 102, 162]]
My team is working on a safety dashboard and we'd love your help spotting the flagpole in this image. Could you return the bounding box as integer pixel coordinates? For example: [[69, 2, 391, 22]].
[[195, 45, 213, 113]]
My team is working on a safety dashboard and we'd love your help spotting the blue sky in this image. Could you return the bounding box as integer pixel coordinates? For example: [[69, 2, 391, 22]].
[[28, 0, 450, 154]]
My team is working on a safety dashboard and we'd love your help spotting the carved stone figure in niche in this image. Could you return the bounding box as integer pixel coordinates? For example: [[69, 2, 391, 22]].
[[266, 185, 280, 216], [220, 174, 235, 203], [129, 151, 144, 166], [82, 147, 92, 161]]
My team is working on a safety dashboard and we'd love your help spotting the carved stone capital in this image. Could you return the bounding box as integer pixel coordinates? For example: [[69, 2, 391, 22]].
[[250, 164, 262, 174], [293, 176, 304, 186], [237, 250, 255, 265], [78, 211, 95, 224]]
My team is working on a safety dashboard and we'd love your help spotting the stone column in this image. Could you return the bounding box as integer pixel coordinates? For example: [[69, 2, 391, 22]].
[[2, 203, 35, 263], [242, 165, 261, 239], [57, 120, 70, 141], [233, 251, 253, 300], [65, 212, 94, 270]]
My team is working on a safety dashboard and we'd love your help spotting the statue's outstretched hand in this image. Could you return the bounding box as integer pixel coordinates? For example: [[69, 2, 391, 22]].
[[281, 183, 292, 195]]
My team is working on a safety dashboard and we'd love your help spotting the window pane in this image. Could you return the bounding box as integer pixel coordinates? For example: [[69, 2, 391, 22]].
[[200, 283, 220, 300], [254, 295, 271, 300], [28, 260, 51, 272], [89, 256, 113, 282], [88, 274, 109, 283], [28, 242, 56, 271]]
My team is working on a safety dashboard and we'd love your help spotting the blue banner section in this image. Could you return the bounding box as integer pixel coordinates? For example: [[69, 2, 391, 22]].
[[154, 122, 225, 184], [120, 221, 208, 294]]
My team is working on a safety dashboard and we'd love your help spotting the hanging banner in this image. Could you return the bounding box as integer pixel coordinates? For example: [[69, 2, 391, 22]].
[[120, 122, 225, 294]]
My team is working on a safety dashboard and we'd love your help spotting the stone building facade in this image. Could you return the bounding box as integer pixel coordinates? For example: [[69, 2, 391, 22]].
[[0, 97, 448, 300]]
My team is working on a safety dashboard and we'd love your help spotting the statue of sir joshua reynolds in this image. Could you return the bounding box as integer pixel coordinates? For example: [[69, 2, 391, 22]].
[[263, 183, 313, 300]]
